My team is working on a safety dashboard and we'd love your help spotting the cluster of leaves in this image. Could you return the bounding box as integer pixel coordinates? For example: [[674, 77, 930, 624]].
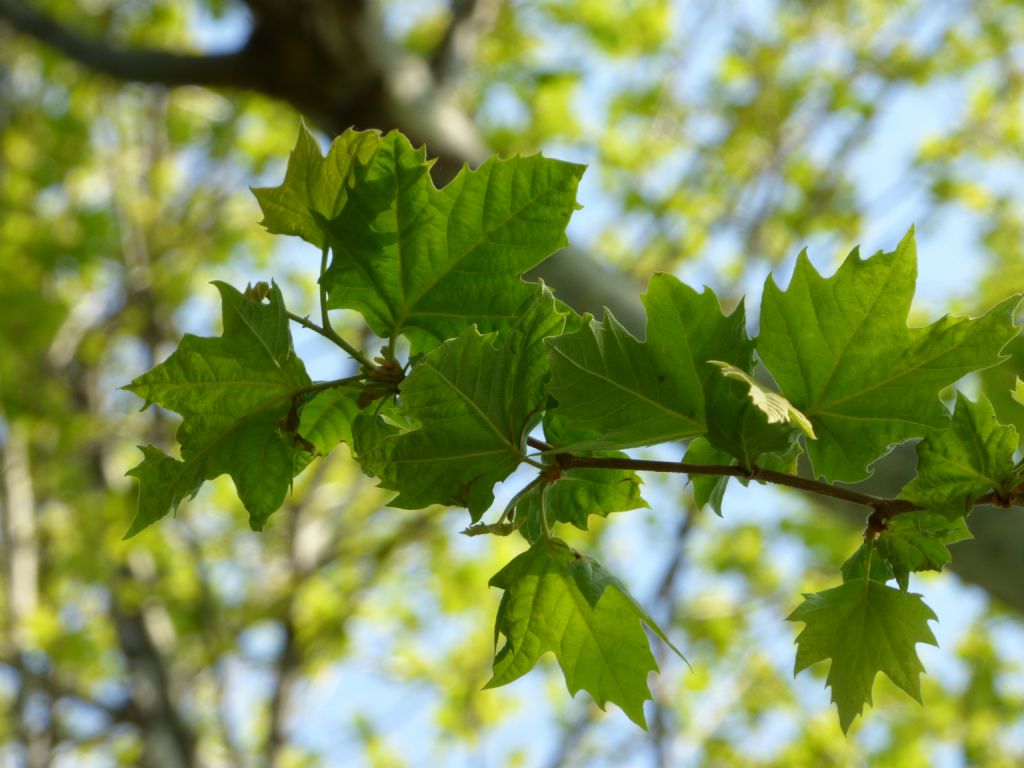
[[125, 125, 1023, 732]]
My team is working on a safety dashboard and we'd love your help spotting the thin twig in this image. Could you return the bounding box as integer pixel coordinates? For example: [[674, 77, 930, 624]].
[[285, 311, 375, 369]]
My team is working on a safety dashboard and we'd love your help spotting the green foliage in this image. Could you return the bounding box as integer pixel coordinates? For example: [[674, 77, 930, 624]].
[[758, 230, 1019, 482], [876, 513, 972, 592], [273, 128, 586, 353], [545, 276, 751, 451], [124, 281, 313, 534], [900, 394, 1019, 517], [788, 578, 938, 734], [353, 288, 564, 519], [124, 126, 1024, 732], [486, 535, 679, 728]]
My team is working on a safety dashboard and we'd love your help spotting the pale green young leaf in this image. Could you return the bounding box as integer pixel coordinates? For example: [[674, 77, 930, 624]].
[[1013, 376, 1024, 406], [252, 124, 382, 248], [354, 289, 564, 519], [486, 537, 680, 728], [703, 374, 803, 470], [315, 131, 585, 352], [788, 578, 938, 733], [545, 274, 751, 450], [900, 393, 1017, 518], [123, 282, 312, 534], [707, 361, 815, 437], [759, 229, 1019, 482], [878, 512, 973, 591]]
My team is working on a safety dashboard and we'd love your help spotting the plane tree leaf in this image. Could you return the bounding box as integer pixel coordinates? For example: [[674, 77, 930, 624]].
[[314, 131, 585, 353], [545, 274, 751, 450], [298, 386, 361, 456], [900, 393, 1018, 518], [516, 460, 647, 542], [877, 512, 973, 591], [252, 124, 382, 248], [788, 578, 938, 733], [758, 229, 1019, 482], [486, 537, 681, 728], [123, 282, 313, 534], [353, 289, 565, 519]]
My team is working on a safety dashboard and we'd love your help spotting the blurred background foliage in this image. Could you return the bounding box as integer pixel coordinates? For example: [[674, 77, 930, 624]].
[[1, 0, 1023, 765]]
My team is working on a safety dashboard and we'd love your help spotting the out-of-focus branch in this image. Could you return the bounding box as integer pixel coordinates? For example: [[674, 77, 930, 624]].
[[1, 420, 39, 643], [0, 0, 258, 88], [431, 0, 503, 82]]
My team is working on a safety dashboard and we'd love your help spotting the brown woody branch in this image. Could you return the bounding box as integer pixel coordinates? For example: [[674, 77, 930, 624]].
[[525, 436, 1017, 526]]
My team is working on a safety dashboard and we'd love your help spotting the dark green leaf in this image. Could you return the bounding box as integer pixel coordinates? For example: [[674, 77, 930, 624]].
[[545, 275, 751, 450], [682, 437, 733, 516]]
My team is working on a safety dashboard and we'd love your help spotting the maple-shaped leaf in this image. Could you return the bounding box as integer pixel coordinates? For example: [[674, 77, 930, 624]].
[[311, 131, 584, 353], [900, 393, 1018, 518], [877, 512, 973, 591], [124, 282, 312, 535], [486, 537, 681, 728], [788, 578, 938, 733], [252, 124, 382, 248], [516, 461, 647, 542], [545, 274, 751, 450], [758, 229, 1019, 482], [353, 289, 564, 519]]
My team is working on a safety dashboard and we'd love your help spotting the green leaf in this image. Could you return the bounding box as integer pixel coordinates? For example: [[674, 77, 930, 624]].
[[486, 537, 681, 728], [900, 393, 1018, 518], [354, 289, 564, 519], [252, 124, 382, 248], [545, 274, 752, 450], [788, 578, 938, 733], [124, 446, 205, 538], [758, 229, 1019, 482], [839, 544, 894, 584], [877, 512, 973, 591], [298, 386, 361, 456], [516, 461, 647, 542], [314, 131, 585, 352], [682, 437, 733, 516], [123, 282, 312, 534]]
